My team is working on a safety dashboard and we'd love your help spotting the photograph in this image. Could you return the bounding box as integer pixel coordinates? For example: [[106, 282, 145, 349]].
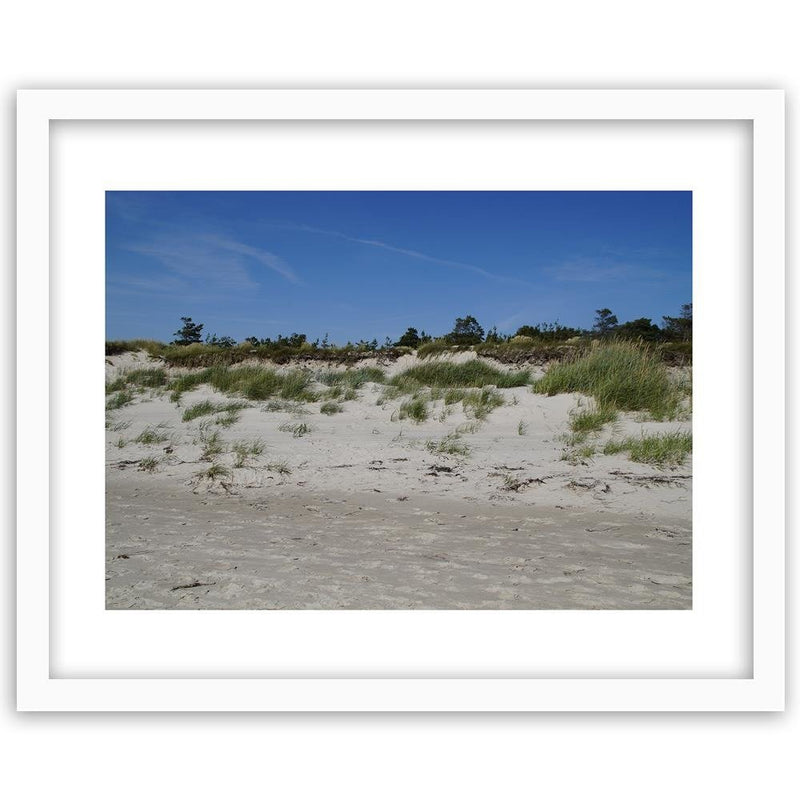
[[104, 189, 693, 610]]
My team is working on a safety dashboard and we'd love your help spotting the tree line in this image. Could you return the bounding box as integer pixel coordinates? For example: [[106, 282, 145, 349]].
[[171, 304, 692, 351]]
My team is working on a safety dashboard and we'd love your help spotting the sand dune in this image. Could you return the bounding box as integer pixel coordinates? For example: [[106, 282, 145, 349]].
[[105, 351, 691, 609]]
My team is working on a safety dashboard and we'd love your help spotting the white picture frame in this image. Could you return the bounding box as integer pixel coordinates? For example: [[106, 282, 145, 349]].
[[17, 89, 785, 711]]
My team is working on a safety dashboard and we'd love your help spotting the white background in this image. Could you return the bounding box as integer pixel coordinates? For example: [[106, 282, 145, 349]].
[[3, 2, 795, 798]]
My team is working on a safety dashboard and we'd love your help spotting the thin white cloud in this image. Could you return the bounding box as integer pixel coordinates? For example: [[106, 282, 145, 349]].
[[262, 221, 534, 287], [201, 235, 301, 284], [122, 234, 301, 292]]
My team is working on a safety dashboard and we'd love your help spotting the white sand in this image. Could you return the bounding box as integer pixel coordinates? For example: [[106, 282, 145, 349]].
[[105, 351, 692, 609]]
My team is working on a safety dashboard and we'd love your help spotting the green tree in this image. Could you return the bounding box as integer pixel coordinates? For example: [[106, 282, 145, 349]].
[[616, 317, 663, 342], [395, 327, 421, 348], [662, 303, 692, 342], [593, 308, 618, 338], [484, 325, 504, 344], [173, 317, 204, 346], [445, 315, 485, 346]]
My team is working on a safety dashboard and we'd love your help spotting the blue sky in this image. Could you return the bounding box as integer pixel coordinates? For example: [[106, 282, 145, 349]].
[[106, 191, 692, 344]]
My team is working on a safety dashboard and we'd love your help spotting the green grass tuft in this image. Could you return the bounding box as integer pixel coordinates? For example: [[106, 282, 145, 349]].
[[397, 396, 429, 423], [391, 361, 529, 391], [134, 425, 170, 445], [533, 341, 684, 419], [603, 431, 692, 466], [106, 390, 135, 410], [461, 387, 504, 420], [320, 366, 385, 388], [278, 421, 312, 438], [569, 403, 618, 434], [425, 434, 470, 457]]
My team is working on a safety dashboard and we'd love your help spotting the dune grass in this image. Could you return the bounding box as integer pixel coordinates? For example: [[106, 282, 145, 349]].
[[603, 431, 692, 466], [278, 421, 313, 438], [391, 361, 529, 392], [106, 390, 135, 410], [199, 430, 226, 461], [425, 434, 470, 457], [168, 365, 317, 403], [232, 439, 265, 468], [320, 401, 343, 415], [533, 341, 685, 420], [182, 400, 248, 422], [397, 396, 429, 423], [569, 403, 618, 435], [461, 387, 505, 420], [134, 425, 170, 445], [319, 366, 385, 388]]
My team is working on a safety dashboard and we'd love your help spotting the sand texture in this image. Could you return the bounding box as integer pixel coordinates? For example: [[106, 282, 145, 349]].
[[106, 351, 692, 609]]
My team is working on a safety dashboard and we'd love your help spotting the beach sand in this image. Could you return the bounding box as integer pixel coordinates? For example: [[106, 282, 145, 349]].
[[106, 351, 692, 609]]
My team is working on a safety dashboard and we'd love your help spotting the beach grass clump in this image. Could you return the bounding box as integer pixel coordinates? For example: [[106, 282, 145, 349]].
[[461, 387, 504, 420], [196, 463, 233, 482], [425, 434, 470, 457], [199, 430, 226, 461], [106, 390, 135, 410], [266, 460, 291, 475], [443, 388, 468, 405], [261, 399, 310, 415], [278, 421, 312, 438], [105, 339, 165, 357], [134, 425, 170, 445], [569, 403, 618, 435], [517, 420, 528, 436], [168, 369, 214, 402], [416, 340, 455, 359], [603, 431, 692, 466], [168, 365, 317, 404], [232, 439, 265, 468], [397, 396, 429, 424], [391, 361, 530, 391], [125, 368, 168, 389], [532, 341, 683, 419], [137, 456, 160, 472], [182, 400, 248, 422], [320, 401, 343, 415], [320, 366, 386, 388]]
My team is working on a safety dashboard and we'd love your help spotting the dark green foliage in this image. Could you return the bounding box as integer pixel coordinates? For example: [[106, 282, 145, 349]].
[[445, 315, 485, 346], [173, 317, 204, 346], [395, 327, 421, 348], [662, 303, 693, 342], [593, 308, 618, 337], [615, 318, 664, 342], [514, 322, 583, 342], [205, 333, 237, 348]]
